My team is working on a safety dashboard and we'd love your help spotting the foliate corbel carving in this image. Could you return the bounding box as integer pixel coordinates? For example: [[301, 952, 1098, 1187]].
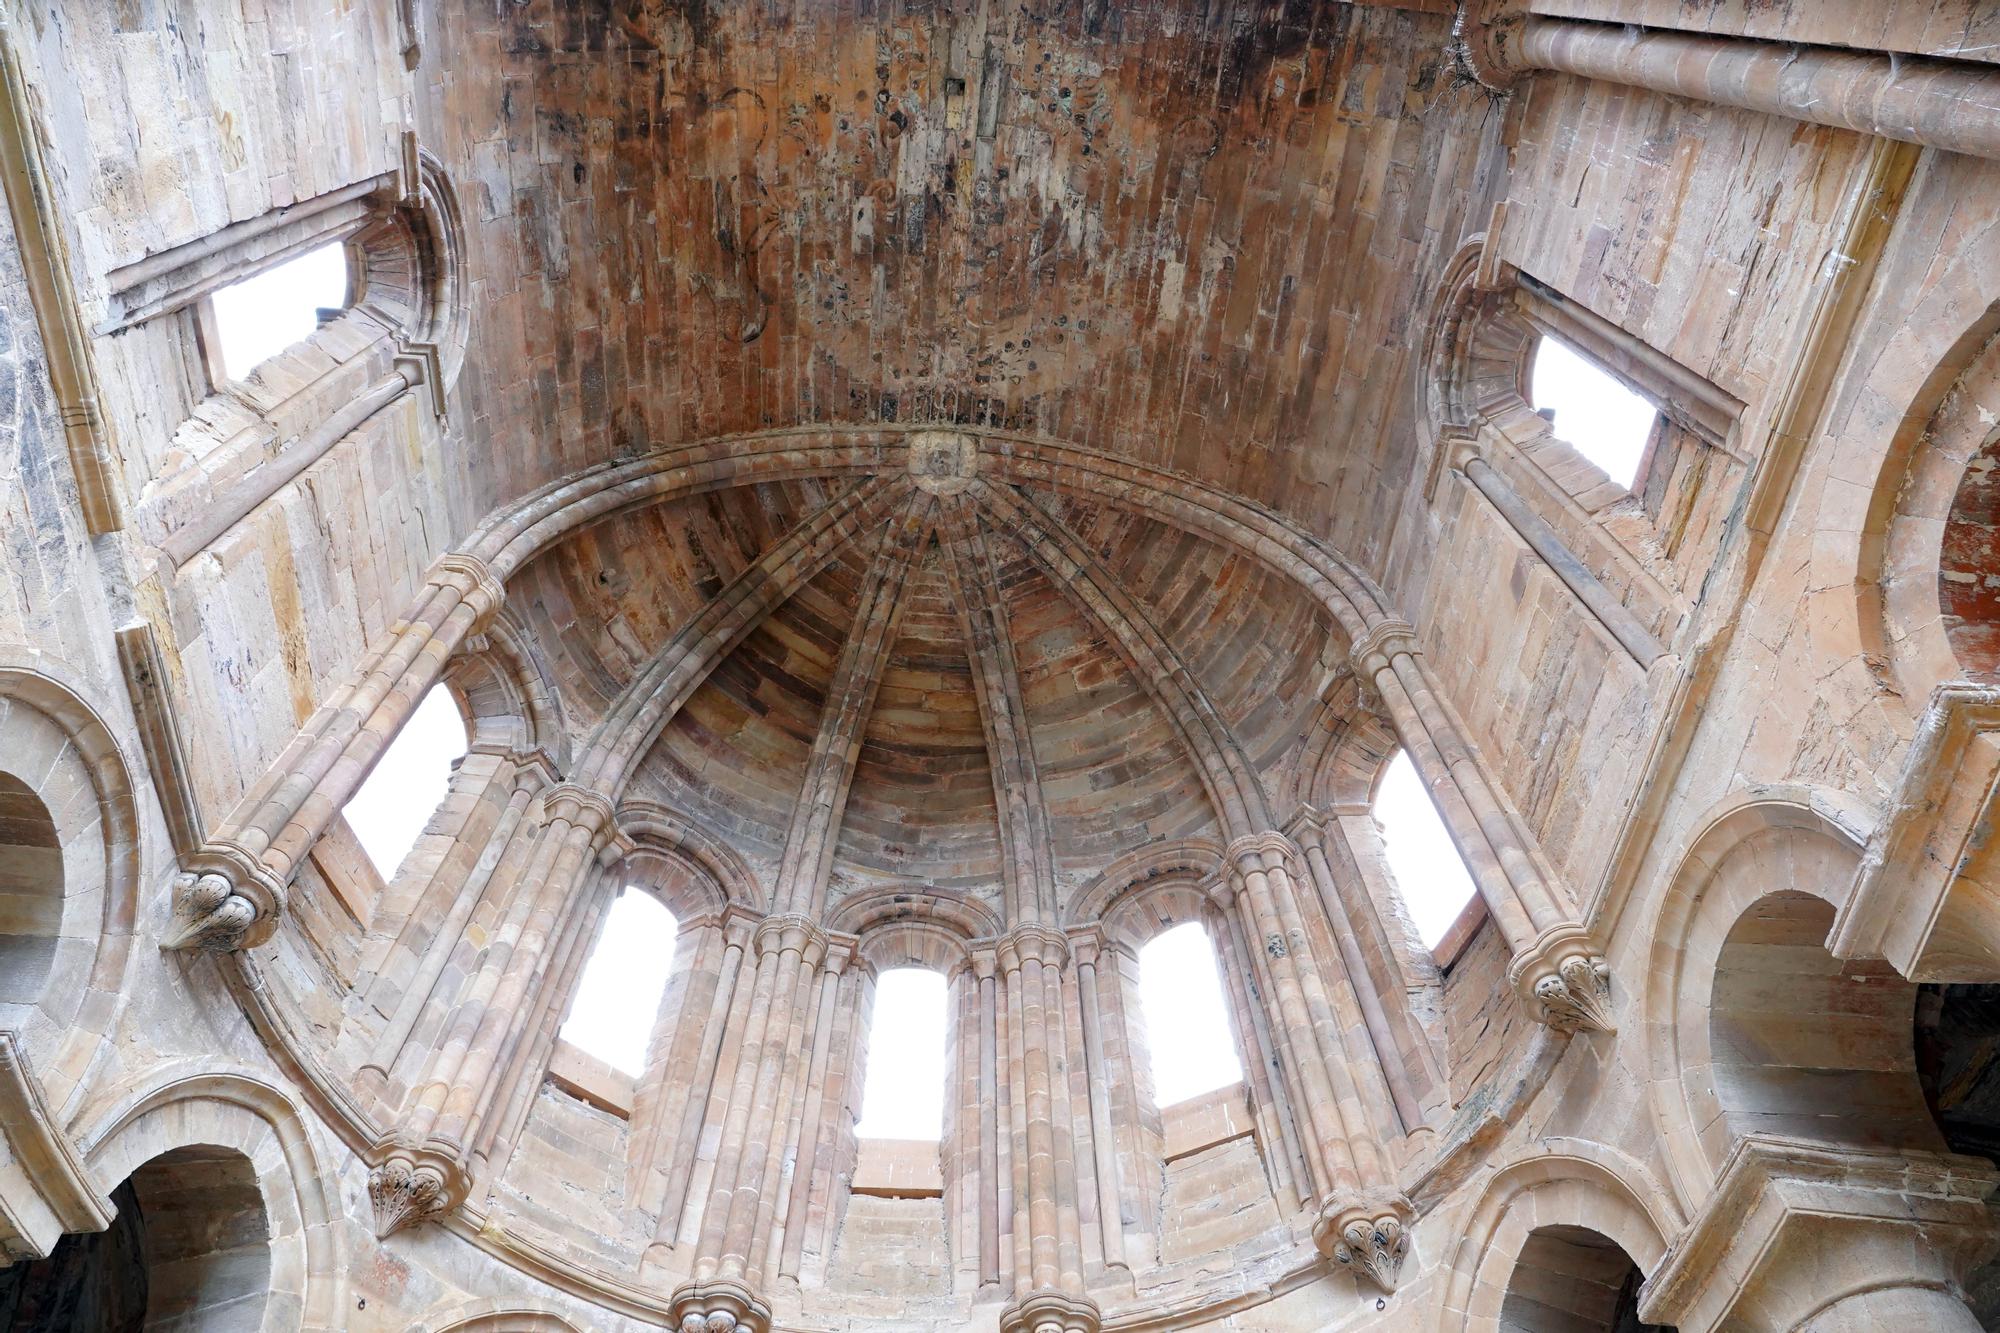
[[1448, 0, 1527, 93], [1314, 1193, 1415, 1293], [668, 1277, 773, 1333], [1348, 619, 1420, 683], [998, 1288, 1102, 1333], [429, 552, 508, 636], [1508, 922, 1614, 1033], [162, 841, 288, 952], [367, 1144, 464, 1238]]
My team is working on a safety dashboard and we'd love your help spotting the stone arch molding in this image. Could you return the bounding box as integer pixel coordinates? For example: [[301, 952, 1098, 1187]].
[[1638, 789, 1875, 1209], [73, 1064, 347, 1332], [420, 1301, 586, 1333], [1431, 1138, 1679, 1333], [0, 647, 141, 1119]]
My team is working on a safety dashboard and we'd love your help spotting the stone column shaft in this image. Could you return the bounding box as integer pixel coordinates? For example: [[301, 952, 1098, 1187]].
[[1071, 939, 1126, 1273], [776, 950, 850, 1280], [650, 921, 750, 1245], [475, 858, 612, 1174], [1296, 833, 1421, 1131], [994, 926, 1100, 1333], [692, 933, 791, 1280], [360, 766, 539, 1093], [977, 958, 1002, 1289], [1210, 906, 1307, 1208]]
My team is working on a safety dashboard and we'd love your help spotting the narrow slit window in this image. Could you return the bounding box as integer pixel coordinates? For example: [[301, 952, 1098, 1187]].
[[1530, 335, 1659, 490], [855, 968, 948, 1140], [341, 684, 467, 881], [559, 889, 680, 1076], [1373, 751, 1478, 950], [1137, 922, 1242, 1107], [207, 241, 350, 381]]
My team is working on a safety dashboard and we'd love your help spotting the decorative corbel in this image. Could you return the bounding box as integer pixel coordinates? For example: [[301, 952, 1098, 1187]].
[[367, 1142, 464, 1238], [1314, 1193, 1415, 1293], [162, 841, 288, 952], [1507, 922, 1613, 1033]]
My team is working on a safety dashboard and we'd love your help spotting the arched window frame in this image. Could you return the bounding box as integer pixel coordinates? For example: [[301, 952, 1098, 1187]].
[[96, 142, 466, 567], [543, 843, 722, 1122], [1420, 243, 1746, 662]]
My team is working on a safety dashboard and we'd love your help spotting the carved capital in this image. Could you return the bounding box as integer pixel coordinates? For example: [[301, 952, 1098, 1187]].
[[540, 782, 618, 838], [1348, 619, 1420, 682], [997, 922, 1070, 972], [668, 1277, 772, 1333], [1314, 1193, 1414, 1294], [753, 912, 827, 964], [162, 842, 288, 952], [999, 1288, 1102, 1333], [1067, 925, 1105, 970], [430, 552, 508, 634], [1508, 922, 1614, 1033], [1448, 0, 1528, 93], [367, 1146, 463, 1238], [1225, 830, 1303, 883]]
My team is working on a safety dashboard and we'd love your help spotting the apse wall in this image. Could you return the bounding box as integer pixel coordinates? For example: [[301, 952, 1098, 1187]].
[[0, 2, 1996, 1332]]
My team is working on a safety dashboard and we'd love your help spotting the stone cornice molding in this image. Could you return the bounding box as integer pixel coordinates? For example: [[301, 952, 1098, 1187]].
[[1637, 1135, 2000, 1329], [1831, 681, 2000, 981], [0, 1032, 114, 1259]]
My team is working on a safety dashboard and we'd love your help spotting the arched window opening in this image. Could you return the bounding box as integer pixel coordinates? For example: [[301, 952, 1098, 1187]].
[[340, 684, 468, 881], [1531, 334, 1660, 491], [204, 240, 351, 382], [558, 888, 680, 1077], [855, 968, 948, 1140], [1502, 1224, 1669, 1331], [0, 771, 62, 1005], [1373, 751, 1478, 951], [1137, 921, 1242, 1108]]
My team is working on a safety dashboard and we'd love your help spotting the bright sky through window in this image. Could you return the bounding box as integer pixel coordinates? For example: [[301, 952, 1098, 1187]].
[[559, 889, 679, 1076], [854, 968, 948, 1140], [1138, 922, 1242, 1107], [1374, 751, 1478, 950], [209, 241, 349, 381], [342, 684, 466, 880], [1531, 335, 1658, 490]]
